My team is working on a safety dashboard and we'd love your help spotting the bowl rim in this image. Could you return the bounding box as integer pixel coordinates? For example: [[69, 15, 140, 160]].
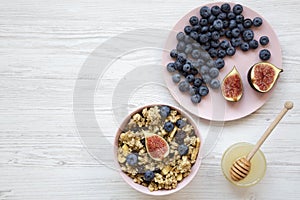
[[114, 103, 203, 196]]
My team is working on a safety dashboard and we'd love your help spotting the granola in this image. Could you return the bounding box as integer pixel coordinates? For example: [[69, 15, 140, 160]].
[[118, 105, 200, 191]]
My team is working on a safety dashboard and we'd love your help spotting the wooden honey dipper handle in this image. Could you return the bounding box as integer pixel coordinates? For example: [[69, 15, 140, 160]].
[[246, 101, 294, 161]]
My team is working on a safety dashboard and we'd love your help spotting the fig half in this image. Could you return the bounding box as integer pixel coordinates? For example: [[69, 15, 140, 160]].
[[221, 66, 243, 102], [248, 62, 283, 93], [143, 130, 169, 161]]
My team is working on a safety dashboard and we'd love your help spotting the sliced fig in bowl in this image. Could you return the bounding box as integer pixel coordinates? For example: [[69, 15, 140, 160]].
[[221, 66, 243, 102], [143, 130, 169, 161], [248, 62, 283, 93]]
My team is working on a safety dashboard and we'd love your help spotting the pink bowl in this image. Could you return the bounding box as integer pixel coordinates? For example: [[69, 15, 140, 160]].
[[114, 104, 203, 195]]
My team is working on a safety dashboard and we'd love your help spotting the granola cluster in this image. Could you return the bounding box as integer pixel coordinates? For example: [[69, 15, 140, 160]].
[[117, 105, 200, 191]]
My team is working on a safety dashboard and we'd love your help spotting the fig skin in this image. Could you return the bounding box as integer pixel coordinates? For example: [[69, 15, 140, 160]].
[[248, 62, 283, 93], [221, 66, 243, 102]]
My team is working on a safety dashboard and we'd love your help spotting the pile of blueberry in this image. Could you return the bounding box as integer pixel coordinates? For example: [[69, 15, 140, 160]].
[[167, 3, 271, 104]]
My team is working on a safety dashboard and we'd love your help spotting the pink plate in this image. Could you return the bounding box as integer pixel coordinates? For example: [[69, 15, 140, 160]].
[[162, 2, 282, 121]]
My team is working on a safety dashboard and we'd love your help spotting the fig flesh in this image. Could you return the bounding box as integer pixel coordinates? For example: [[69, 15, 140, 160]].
[[248, 62, 283, 93], [143, 130, 169, 161], [221, 66, 243, 102]]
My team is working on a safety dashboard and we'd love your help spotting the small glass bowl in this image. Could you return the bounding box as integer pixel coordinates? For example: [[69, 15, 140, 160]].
[[221, 142, 267, 187]]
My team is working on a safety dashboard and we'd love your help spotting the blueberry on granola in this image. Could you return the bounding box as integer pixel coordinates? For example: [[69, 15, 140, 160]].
[[126, 153, 138, 166], [178, 144, 189, 156], [176, 119, 186, 128], [163, 121, 174, 132], [160, 106, 171, 118], [144, 170, 155, 182]]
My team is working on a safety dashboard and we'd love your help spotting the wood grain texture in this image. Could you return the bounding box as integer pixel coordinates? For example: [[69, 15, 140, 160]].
[[0, 0, 300, 199]]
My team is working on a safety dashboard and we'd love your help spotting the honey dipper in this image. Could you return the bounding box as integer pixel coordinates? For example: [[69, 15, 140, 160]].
[[230, 101, 294, 182]]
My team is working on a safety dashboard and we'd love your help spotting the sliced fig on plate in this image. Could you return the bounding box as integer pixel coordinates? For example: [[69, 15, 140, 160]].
[[221, 66, 243, 102], [143, 130, 169, 161], [248, 62, 283, 93]]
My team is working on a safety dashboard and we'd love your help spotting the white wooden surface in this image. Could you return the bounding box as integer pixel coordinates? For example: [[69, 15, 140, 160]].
[[1, 0, 300, 199]]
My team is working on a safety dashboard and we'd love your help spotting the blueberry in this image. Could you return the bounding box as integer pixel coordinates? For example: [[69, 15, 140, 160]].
[[126, 153, 138, 166], [186, 74, 195, 83], [170, 49, 178, 58], [200, 65, 210, 75], [191, 94, 201, 104], [200, 26, 208, 34], [199, 85, 209, 96], [217, 12, 227, 20], [213, 19, 223, 30], [160, 106, 171, 118], [174, 60, 183, 71], [189, 16, 199, 26], [172, 73, 181, 83], [190, 67, 199, 75], [206, 31, 212, 39], [231, 28, 241, 38], [259, 36, 269, 45], [233, 4, 243, 15], [183, 63, 191, 72], [189, 85, 199, 96], [202, 74, 212, 85], [211, 40, 220, 48], [253, 17, 263, 27], [192, 42, 201, 50], [202, 42, 210, 51], [211, 5, 221, 16], [178, 80, 190, 92], [225, 30, 232, 38], [259, 49, 271, 61], [243, 18, 253, 28], [217, 49, 226, 58], [220, 40, 230, 49], [237, 23, 245, 32], [167, 62, 176, 72], [240, 42, 250, 51], [199, 34, 209, 44], [178, 144, 189, 156], [210, 79, 221, 89], [243, 29, 254, 41], [221, 3, 231, 13], [229, 20, 237, 29], [144, 170, 154, 182], [194, 77, 203, 87], [184, 35, 193, 44], [249, 39, 259, 49], [236, 15, 244, 23], [190, 31, 199, 41], [208, 15, 216, 24], [176, 119, 186, 128], [164, 121, 174, 132], [199, 18, 208, 26], [200, 6, 211, 18], [227, 12, 236, 20], [209, 67, 219, 78], [231, 37, 242, 47], [200, 51, 211, 61], [177, 53, 187, 63], [176, 32, 185, 41], [176, 41, 186, 52], [211, 31, 220, 41], [226, 46, 236, 56], [184, 25, 192, 35], [191, 49, 201, 59], [208, 48, 218, 58], [184, 44, 193, 54], [192, 25, 201, 32], [222, 20, 229, 29], [175, 130, 186, 144], [215, 58, 225, 69], [206, 59, 215, 68]]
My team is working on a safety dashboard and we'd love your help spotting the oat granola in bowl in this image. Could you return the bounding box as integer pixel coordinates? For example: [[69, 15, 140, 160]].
[[114, 104, 203, 195]]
